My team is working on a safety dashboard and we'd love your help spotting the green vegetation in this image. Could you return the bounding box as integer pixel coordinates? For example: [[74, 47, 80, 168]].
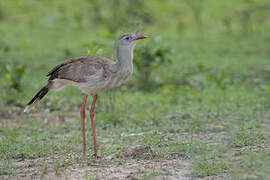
[[0, 0, 270, 179], [134, 36, 172, 91]]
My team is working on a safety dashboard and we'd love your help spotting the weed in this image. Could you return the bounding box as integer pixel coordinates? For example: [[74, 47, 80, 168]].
[[134, 36, 172, 91], [4, 64, 25, 91], [39, 164, 48, 177], [230, 130, 265, 148], [0, 160, 16, 175], [193, 152, 228, 178], [232, 151, 270, 179]]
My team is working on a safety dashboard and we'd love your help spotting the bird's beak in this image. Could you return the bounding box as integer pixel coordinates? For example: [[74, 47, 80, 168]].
[[135, 34, 147, 40]]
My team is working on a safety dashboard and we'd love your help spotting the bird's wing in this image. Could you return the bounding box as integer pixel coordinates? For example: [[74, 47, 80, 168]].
[[47, 55, 115, 82]]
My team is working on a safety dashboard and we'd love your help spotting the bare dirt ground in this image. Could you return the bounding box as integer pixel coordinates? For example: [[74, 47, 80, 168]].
[[48, 158, 190, 180], [0, 111, 194, 180], [2, 153, 192, 180]]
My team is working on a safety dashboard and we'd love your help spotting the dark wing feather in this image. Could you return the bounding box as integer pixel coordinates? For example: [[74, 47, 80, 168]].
[[47, 55, 115, 82]]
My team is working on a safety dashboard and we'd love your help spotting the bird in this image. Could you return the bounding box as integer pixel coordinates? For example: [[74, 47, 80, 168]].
[[24, 33, 147, 157]]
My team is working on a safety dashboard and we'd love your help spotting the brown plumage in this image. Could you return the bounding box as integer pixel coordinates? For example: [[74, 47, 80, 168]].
[[47, 55, 115, 82]]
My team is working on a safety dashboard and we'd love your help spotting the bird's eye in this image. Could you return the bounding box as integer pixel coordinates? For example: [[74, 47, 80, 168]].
[[125, 36, 130, 40]]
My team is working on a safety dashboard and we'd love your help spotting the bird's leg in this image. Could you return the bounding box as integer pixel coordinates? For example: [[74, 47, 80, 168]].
[[81, 94, 88, 155], [89, 94, 98, 157]]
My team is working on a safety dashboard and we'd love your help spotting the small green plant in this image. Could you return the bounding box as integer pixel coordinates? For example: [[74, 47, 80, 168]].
[[39, 164, 48, 177], [0, 160, 16, 175], [193, 158, 228, 177], [193, 151, 228, 178], [232, 151, 270, 179], [134, 36, 172, 91], [85, 40, 108, 57], [4, 64, 25, 91], [230, 130, 265, 148], [53, 161, 61, 176], [87, 46, 106, 56], [84, 169, 96, 180]]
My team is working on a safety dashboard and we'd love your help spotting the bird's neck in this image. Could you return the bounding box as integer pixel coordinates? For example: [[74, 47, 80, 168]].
[[115, 45, 134, 71]]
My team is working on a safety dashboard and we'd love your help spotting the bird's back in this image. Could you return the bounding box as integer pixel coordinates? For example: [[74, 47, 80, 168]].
[[47, 55, 115, 83]]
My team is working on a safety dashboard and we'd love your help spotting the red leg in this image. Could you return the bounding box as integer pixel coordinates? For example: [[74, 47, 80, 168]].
[[89, 94, 98, 157], [81, 94, 88, 155]]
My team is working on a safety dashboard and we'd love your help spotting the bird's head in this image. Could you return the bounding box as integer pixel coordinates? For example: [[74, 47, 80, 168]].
[[117, 33, 147, 49]]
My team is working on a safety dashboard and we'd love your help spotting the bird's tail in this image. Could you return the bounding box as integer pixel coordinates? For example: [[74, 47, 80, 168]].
[[24, 83, 51, 112]]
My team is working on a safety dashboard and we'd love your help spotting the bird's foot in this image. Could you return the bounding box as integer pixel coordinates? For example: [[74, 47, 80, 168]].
[[92, 153, 101, 159]]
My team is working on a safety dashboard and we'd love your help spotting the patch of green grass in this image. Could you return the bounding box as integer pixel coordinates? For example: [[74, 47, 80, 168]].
[[0, 160, 17, 175], [132, 169, 171, 180], [193, 151, 229, 178], [230, 129, 265, 148], [167, 142, 208, 157], [84, 170, 96, 180], [0, 121, 64, 159], [53, 160, 71, 176], [232, 151, 270, 179], [39, 164, 49, 177], [193, 159, 228, 178]]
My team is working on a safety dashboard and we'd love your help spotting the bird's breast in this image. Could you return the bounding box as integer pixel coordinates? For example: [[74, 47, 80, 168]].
[[109, 69, 133, 87], [77, 65, 133, 94]]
